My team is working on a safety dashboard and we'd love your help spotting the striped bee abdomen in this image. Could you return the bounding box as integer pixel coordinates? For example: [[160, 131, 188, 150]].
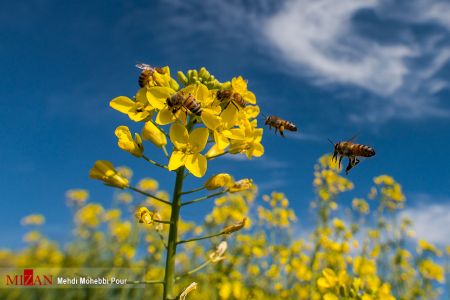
[[353, 144, 375, 157], [184, 94, 202, 116]]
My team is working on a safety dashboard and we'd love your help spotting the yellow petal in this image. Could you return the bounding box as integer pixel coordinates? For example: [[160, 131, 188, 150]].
[[110, 96, 135, 114], [170, 123, 189, 149], [206, 144, 224, 158], [214, 131, 229, 150], [189, 128, 209, 152], [249, 142, 264, 158], [221, 104, 238, 128], [135, 88, 149, 104], [196, 83, 213, 105], [186, 153, 207, 177], [231, 76, 247, 94], [201, 110, 221, 130], [142, 121, 167, 147], [155, 108, 176, 125], [146, 86, 173, 109], [243, 91, 256, 104], [168, 151, 187, 171]]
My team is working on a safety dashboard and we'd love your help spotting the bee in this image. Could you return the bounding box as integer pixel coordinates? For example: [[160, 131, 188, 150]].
[[217, 90, 247, 110], [136, 63, 165, 88], [264, 115, 297, 137], [329, 137, 375, 174], [166, 92, 202, 116]]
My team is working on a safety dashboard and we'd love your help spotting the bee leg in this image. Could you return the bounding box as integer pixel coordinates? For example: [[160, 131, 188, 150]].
[[332, 151, 337, 162], [280, 126, 285, 137], [345, 157, 354, 175], [354, 158, 360, 167], [339, 155, 343, 168], [232, 101, 240, 111]]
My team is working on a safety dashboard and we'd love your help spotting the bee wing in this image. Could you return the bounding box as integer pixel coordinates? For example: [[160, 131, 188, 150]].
[[347, 131, 361, 143], [136, 63, 153, 70]]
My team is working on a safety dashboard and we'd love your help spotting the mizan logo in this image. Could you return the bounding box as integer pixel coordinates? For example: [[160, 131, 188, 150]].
[[6, 269, 53, 286]]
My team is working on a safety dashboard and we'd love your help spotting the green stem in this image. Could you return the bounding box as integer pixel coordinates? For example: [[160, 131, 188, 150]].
[[128, 186, 171, 206], [163, 166, 185, 300], [179, 186, 206, 196], [162, 146, 169, 158], [181, 190, 227, 206], [142, 155, 168, 169], [177, 231, 225, 245], [154, 219, 172, 224], [207, 151, 229, 160], [175, 260, 212, 281]]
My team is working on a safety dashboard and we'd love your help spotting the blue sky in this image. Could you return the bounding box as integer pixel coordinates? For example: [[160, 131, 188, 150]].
[[1, 0, 450, 259]]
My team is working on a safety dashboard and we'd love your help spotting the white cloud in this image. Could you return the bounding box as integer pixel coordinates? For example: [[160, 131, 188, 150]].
[[263, 0, 413, 95], [166, 0, 450, 122], [262, 0, 450, 121], [400, 200, 450, 246]]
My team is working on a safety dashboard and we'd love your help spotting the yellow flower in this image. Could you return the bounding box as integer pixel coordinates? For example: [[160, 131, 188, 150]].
[[116, 192, 133, 204], [168, 123, 209, 178], [109, 221, 132, 242], [135, 207, 155, 225], [317, 268, 338, 289], [204, 173, 234, 190], [65, 189, 89, 205], [21, 214, 45, 226], [374, 175, 394, 185], [142, 121, 167, 147], [324, 294, 339, 300], [231, 76, 256, 104], [146, 86, 184, 125], [110, 89, 154, 122], [417, 239, 442, 256], [75, 204, 104, 228], [89, 160, 129, 189], [418, 259, 444, 282], [23, 231, 42, 243], [229, 127, 264, 159], [229, 179, 253, 193], [137, 178, 159, 192], [115, 126, 144, 157]]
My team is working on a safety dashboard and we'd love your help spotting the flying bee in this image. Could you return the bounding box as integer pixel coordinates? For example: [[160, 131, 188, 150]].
[[166, 92, 203, 116], [136, 63, 165, 88], [216, 90, 247, 111], [264, 115, 297, 137], [329, 136, 375, 174]]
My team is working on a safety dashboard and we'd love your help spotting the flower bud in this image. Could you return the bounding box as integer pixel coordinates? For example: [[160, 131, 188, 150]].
[[222, 217, 247, 234], [228, 179, 253, 193], [177, 71, 189, 86], [89, 160, 129, 189], [142, 121, 167, 147], [115, 126, 144, 157], [204, 173, 234, 190], [199, 67, 210, 80]]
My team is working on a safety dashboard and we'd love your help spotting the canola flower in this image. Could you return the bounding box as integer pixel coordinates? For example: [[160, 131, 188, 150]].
[[5, 157, 448, 300], [90, 66, 265, 300]]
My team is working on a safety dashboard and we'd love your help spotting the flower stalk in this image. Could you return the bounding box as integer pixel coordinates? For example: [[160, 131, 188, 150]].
[[163, 166, 186, 300]]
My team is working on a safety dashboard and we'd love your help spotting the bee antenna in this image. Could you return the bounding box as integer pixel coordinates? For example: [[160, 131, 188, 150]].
[[327, 138, 335, 145]]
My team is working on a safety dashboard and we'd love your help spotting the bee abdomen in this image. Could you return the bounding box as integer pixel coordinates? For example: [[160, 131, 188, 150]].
[[354, 144, 375, 157], [185, 95, 202, 116], [138, 70, 152, 88], [284, 121, 297, 132]]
